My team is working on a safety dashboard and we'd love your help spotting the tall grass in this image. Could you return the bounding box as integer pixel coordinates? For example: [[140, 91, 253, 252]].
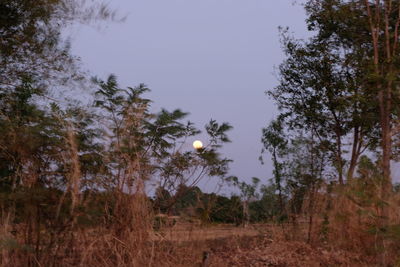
[[286, 178, 400, 265]]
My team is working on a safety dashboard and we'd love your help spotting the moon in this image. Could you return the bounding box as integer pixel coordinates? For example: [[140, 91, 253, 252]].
[[193, 140, 203, 149]]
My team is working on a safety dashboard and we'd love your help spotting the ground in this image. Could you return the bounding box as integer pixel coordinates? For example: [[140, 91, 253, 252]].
[[208, 238, 370, 266], [152, 224, 375, 266]]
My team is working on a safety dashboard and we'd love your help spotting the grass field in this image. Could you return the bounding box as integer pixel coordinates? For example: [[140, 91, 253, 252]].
[[152, 224, 269, 242], [147, 224, 374, 267]]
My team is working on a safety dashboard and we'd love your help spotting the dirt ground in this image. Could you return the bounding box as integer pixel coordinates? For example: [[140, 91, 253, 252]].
[[152, 224, 267, 242], [207, 237, 373, 267], [151, 225, 375, 266]]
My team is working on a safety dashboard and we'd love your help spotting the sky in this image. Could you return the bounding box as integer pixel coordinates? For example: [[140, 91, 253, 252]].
[[69, 0, 310, 193]]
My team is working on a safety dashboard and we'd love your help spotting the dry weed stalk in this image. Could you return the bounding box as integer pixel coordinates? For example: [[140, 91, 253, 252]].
[[0, 212, 13, 266]]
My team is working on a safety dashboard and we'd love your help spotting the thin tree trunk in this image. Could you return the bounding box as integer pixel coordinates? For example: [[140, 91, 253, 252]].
[[364, 1, 397, 264], [347, 126, 362, 181], [335, 128, 344, 185], [243, 200, 249, 227], [307, 185, 315, 244], [272, 149, 284, 214]]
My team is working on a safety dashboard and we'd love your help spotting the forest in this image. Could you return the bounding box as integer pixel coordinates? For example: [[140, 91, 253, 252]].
[[1, 0, 400, 266]]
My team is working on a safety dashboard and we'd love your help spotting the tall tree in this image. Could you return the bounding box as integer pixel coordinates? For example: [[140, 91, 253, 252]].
[[305, 0, 400, 191], [0, 0, 117, 95], [226, 176, 260, 226], [269, 28, 378, 184], [261, 117, 287, 212], [361, 0, 400, 196]]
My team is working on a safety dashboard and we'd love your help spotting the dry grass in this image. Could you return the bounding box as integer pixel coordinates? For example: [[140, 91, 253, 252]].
[[70, 223, 380, 266], [0, 218, 391, 266], [209, 237, 372, 267], [152, 224, 267, 242], [284, 182, 400, 266]]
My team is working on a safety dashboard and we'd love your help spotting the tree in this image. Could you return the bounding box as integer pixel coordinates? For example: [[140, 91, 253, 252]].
[[253, 183, 281, 222], [269, 27, 379, 184], [304, 0, 400, 195], [93, 75, 233, 214], [261, 117, 288, 214], [155, 119, 233, 213], [0, 0, 118, 90], [304, 1, 400, 261], [227, 177, 261, 226], [287, 134, 327, 243], [153, 187, 172, 214], [209, 195, 243, 224]]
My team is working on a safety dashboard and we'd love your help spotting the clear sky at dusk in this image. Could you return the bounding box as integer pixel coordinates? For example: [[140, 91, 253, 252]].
[[70, 0, 311, 192]]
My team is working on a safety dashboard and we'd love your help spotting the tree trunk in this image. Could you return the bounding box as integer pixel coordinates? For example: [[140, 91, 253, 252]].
[[363, 1, 399, 264], [243, 200, 249, 227], [307, 186, 315, 244], [272, 148, 285, 215], [347, 126, 362, 181], [335, 128, 344, 185]]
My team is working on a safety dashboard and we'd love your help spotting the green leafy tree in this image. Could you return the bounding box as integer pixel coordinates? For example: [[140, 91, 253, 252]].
[[287, 134, 327, 243], [261, 117, 288, 215], [93, 75, 233, 215], [227, 177, 261, 226], [269, 27, 378, 184], [209, 195, 243, 224], [0, 0, 117, 92], [307, 0, 400, 189], [304, 1, 400, 260], [251, 183, 281, 222]]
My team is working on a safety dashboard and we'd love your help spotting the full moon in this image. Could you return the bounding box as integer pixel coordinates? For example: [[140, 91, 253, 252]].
[[193, 140, 203, 149]]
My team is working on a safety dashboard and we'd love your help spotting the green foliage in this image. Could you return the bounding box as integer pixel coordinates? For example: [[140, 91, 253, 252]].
[[92, 75, 232, 198], [250, 183, 281, 222], [1, 0, 118, 91], [209, 195, 243, 224], [270, 25, 379, 183], [155, 183, 281, 225], [173, 185, 202, 214], [261, 118, 288, 214], [206, 119, 232, 145]]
